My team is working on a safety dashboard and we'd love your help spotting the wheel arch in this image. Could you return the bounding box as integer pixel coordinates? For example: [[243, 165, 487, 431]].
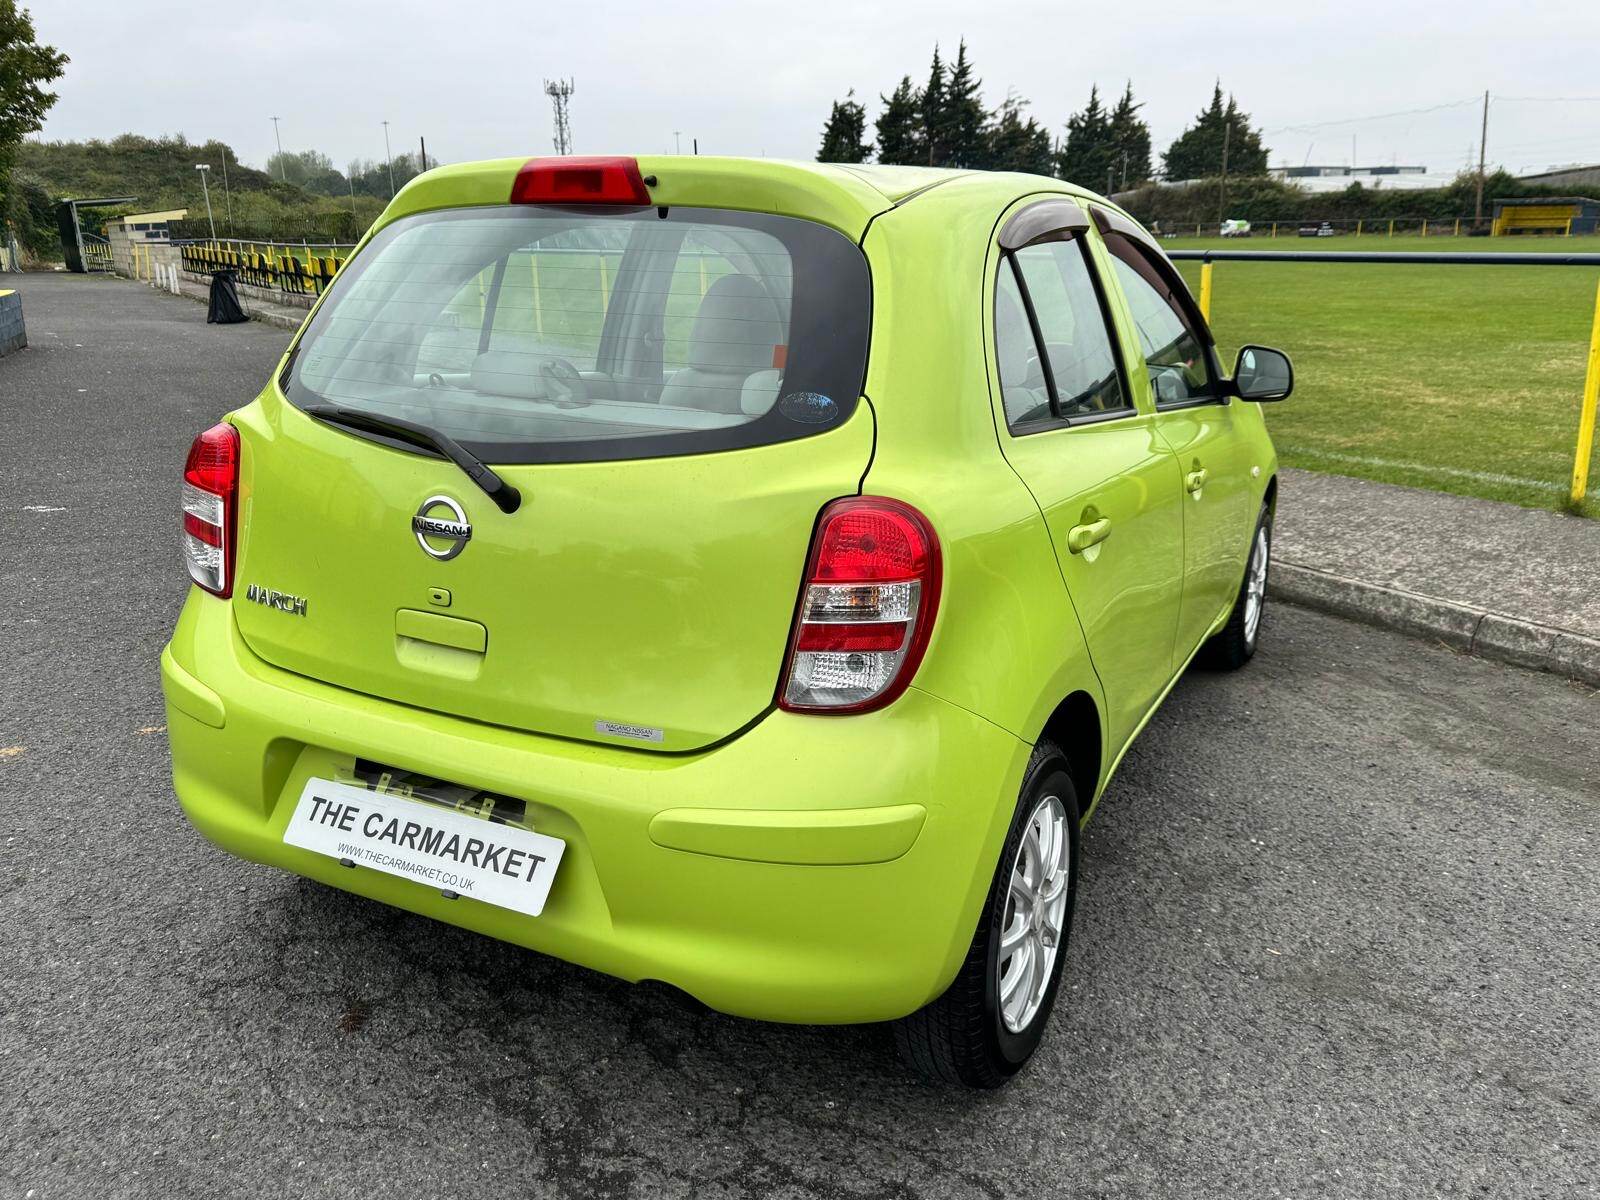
[[1037, 689, 1103, 819]]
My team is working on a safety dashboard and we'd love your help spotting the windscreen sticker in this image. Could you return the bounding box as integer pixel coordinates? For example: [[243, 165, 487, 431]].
[[778, 392, 838, 425]]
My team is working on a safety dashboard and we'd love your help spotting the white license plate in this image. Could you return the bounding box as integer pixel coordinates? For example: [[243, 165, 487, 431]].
[[283, 777, 565, 916]]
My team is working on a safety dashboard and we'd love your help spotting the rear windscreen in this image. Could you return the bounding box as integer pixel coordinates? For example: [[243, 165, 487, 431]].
[[283, 205, 871, 463]]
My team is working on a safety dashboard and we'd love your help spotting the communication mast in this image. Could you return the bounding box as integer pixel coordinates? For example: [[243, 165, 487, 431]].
[[544, 79, 575, 156]]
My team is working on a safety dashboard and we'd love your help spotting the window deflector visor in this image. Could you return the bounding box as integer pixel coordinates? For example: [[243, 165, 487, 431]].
[[999, 198, 1091, 251]]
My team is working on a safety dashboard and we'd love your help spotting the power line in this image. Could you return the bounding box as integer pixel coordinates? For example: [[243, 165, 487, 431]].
[[1261, 97, 1480, 136]]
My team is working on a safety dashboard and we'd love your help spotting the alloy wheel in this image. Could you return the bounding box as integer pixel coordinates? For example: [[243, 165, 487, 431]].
[[1243, 525, 1270, 645], [997, 794, 1071, 1034]]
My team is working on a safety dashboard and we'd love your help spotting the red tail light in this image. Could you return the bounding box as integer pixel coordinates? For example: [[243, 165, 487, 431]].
[[510, 157, 651, 206], [778, 497, 942, 714], [182, 423, 239, 598]]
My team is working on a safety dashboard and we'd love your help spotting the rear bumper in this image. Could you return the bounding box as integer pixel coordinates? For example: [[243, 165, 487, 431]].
[[161, 592, 1030, 1023]]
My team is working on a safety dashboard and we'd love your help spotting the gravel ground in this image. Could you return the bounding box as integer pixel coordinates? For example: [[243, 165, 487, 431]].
[[2, 272, 1597, 1199]]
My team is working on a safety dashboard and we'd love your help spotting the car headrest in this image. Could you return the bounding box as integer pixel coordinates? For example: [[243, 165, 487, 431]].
[[688, 275, 784, 373], [470, 348, 545, 399]]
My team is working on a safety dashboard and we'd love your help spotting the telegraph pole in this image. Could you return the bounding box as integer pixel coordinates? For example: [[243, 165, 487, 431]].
[[270, 116, 285, 179], [382, 120, 396, 198], [1217, 119, 1232, 229], [1474, 90, 1490, 229]]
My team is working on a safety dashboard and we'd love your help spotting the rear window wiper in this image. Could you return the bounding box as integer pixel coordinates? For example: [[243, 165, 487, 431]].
[[302, 404, 522, 514]]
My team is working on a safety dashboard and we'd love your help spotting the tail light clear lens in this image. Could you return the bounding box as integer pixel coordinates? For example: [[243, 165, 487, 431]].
[[778, 497, 941, 714], [182, 423, 239, 597]]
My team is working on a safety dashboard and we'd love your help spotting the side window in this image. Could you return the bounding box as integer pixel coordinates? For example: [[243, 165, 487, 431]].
[[1012, 242, 1128, 417], [994, 237, 1129, 431], [995, 264, 1051, 427], [1103, 235, 1216, 404]]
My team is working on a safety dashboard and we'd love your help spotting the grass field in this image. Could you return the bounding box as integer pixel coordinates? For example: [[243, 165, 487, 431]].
[[1164, 236, 1600, 518]]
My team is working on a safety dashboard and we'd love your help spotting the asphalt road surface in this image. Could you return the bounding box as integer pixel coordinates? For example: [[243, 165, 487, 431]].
[[3, 272, 1597, 1199]]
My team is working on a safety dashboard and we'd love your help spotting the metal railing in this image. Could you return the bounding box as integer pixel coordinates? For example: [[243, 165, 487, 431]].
[[1158, 217, 1596, 240], [178, 239, 356, 297], [81, 234, 114, 272], [1169, 248, 1600, 507]]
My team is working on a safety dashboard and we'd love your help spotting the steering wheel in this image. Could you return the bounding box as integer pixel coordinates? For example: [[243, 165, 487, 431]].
[[539, 358, 589, 408]]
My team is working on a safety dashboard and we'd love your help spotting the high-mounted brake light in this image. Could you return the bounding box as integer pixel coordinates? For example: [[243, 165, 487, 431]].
[[778, 497, 942, 714], [181, 423, 239, 598], [510, 156, 651, 206]]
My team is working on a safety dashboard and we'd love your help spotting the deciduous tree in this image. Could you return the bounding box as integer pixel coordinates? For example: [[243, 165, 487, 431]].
[[0, 0, 67, 222]]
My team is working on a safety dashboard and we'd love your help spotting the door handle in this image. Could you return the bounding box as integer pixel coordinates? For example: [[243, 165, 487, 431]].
[[1067, 517, 1112, 554], [1186, 467, 1209, 494]]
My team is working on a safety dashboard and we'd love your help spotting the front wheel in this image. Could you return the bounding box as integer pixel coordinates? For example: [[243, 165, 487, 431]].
[[1199, 501, 1272, 670], [893, 742, 1081, 1088]]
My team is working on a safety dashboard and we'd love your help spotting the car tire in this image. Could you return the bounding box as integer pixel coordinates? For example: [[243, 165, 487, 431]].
[[1199, 501, 1272, 671], [893, 741, 1081, 1088]]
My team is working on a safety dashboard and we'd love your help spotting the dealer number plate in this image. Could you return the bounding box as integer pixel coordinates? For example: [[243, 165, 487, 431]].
[[283, 777, 565, 916]]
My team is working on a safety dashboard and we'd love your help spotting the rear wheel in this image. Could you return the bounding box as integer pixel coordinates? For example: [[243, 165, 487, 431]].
[[1199, 501, 1271, 670], [893, 742, 1080, 1088]]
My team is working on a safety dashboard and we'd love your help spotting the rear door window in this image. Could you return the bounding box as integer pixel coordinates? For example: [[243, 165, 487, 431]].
[[285, 206, 868, 463], [994, 238, 1129, 431]]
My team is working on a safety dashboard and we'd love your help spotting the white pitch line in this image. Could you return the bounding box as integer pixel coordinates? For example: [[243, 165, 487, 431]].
[[1279, 447, 1563, 491]]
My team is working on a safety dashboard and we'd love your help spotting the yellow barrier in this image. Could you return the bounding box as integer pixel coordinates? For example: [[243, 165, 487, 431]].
[[1573, 279, 1600, 505], [1198, 261, 1214, 323]]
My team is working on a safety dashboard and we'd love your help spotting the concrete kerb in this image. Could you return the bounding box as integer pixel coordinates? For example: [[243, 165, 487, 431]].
[[1271, 561, 1600, 688]]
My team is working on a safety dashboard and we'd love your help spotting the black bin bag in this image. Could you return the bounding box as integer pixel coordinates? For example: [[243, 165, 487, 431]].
[[207, 271, 248, 324]]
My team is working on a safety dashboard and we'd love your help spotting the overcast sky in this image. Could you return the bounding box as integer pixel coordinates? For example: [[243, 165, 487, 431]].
[[28, 0, 1600, 179]]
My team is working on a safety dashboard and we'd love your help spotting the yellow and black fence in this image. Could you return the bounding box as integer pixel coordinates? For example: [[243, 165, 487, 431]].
[[178, 239, 355, 297], [1163, 216, 1594, 239]]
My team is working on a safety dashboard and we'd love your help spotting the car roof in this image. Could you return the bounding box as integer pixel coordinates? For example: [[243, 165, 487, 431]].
[[371, 155, 1118, 246]]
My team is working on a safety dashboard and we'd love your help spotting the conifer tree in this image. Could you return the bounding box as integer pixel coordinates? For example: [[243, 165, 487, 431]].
[[1162, 83, 1268, 179], [920, 46, 947, 166], [875, 76, 925, 166], [1057, 86, 1118, 188], [1107, 83, 1152, 188], [817, 90, 872, 163], [942, 40, 988, 168]]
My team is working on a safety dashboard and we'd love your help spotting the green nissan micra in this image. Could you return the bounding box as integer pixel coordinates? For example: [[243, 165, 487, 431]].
[[164, 155, 1292, 1087]]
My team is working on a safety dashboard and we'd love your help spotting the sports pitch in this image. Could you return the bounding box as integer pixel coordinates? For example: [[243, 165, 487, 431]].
[[1166, 236, 1600, 519]]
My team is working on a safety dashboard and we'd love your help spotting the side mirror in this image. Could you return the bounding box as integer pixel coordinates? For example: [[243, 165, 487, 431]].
[[1231, 345, 1293, 402]]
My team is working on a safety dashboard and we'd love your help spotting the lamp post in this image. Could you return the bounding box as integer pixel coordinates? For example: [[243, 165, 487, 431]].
[[270, 116, 285, 180], [195, 164, 217, 240], [382, 120, 396, 198]]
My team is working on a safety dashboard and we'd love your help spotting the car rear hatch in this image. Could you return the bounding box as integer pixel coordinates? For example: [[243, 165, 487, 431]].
[[230, 159, 878, 752]]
